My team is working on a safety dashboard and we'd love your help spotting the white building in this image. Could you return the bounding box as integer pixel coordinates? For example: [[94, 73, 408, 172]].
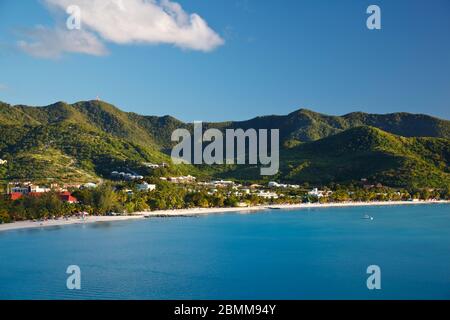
[[308, 188, 324, 198], [168, 175, 196, 183], [11, 184, 50, 194], [268, 181, 280, 188], [29, 185, 50, 193], [268, 181, 297, 189], [212, 180, 234, 187], [112, 172, 144, 180], [136, 182, 156, 192], [143, 163, 160, 169], [257, 191, 279, 199], [84, 182, 97, 189], [143, 162, 168, 169], [11, 186, 30, 194]]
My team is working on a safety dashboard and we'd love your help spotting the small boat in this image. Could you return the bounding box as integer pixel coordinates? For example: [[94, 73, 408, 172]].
[[363, 214, 374, 220]]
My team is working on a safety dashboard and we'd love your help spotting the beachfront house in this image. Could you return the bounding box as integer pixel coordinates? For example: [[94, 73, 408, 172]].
[[308, 188, 325, 198], [257, 191, 279, 199], [59, 192, 78, 203], [8, 191, 78, 203]]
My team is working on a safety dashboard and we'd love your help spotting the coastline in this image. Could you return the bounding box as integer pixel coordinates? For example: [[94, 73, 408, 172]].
[[0, 200, 448, 233]]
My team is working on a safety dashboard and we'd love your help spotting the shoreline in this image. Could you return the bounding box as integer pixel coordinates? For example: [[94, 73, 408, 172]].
[[0, 200, 448, 232]]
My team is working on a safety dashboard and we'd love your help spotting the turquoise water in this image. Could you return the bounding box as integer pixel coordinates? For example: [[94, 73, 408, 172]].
[[0, 204, 449, 300]]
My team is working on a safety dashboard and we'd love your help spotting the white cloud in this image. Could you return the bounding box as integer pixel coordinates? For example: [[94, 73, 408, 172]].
[[19, 0, 224, 58], [18, 26, 107, 58]]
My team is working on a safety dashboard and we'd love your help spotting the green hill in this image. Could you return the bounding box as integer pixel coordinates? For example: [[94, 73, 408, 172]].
[[280, 126, 450, 188], [0, 100, 448, 188], [227, 108, 450, 144], [0, 122, 169, 183]]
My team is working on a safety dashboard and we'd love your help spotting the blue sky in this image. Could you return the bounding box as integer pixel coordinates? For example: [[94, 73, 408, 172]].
[[0, 0, 449, 121]]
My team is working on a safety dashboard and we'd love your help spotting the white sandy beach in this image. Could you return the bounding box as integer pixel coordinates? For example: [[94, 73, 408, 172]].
[[0, 215, 145, 232], [0, 200, 448, 232]]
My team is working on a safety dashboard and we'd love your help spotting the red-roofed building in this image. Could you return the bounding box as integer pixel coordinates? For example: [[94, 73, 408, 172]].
[[9, 192, 23, 201], [8, 191, 78, 203], [59, 192, 78, 203]]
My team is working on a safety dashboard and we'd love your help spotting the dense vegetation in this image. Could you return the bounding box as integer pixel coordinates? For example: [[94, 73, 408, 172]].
[[1, 179, 448, 224], [0, 100, 448, 189], [281, 126, 450, 188]]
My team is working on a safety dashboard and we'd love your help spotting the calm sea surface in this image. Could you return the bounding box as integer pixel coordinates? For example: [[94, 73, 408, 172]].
[[0, 204, 449, 300]]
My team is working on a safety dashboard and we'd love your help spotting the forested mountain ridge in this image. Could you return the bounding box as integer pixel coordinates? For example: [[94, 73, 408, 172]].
[[0, 100, 448, 188]]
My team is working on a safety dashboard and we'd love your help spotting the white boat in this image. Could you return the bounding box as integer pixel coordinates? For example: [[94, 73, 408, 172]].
[[363, 214, 374, 220]]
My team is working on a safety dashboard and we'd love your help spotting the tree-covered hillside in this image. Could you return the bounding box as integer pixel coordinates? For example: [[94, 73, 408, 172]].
[[281, 126, 450, 188], [0, 100, 448, 188]]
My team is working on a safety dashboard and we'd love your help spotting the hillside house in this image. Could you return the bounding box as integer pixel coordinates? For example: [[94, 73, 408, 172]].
[[136, 182, 156, 192]]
